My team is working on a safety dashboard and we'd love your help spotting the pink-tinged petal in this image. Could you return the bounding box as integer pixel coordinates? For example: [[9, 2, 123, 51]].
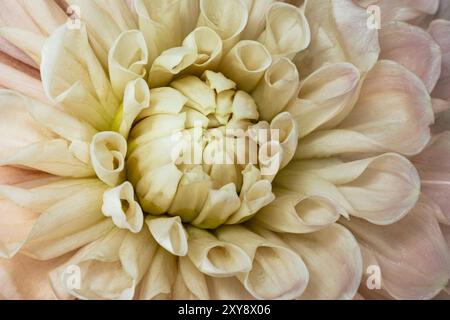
[[0, 166, 51, 185], [297, 0, 380, 75], [432, 98, 450, 114], [429, 20, 450, 102], [0, 253, 73, 300], [343, 196, 450, 300], [0, 0, 41, 34], [0, 53, 50, 104], [355, 0, 439, 24], [0, 90, 54, 161], [0, 36, 38, 68], [298, 60, 434, 158], [435, 0, 450, 20], [412, 132, 450, 224], [379, 21, 441, 93]]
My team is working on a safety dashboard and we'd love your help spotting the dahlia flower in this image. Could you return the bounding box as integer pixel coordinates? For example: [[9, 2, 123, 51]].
[[0, 0, 449, 300]]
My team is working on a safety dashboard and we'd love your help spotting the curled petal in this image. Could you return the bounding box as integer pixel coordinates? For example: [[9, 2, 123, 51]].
[[280, 153, 421, 224], [50, 228, 156, 300], [148, 47, 197, 88], [187, 227, 252, 277], [241, 0, 275, 40], [286, 62, 361, 137], [216, 225, 309, 300], [220, 40, 272, 92], [41, 25, 119, 131], [379, 21, 441, 93], [139, 247, 177, 300], [135, 0, 182, 65], [112, 79, 150, 139], [146, 216, 188, 256], [102, 182, 144, 233], [281, 224, 363, 300], [183, 27, 223, 76], [192, 183, 241, 229], [298, 0, 380, 75], [258, 2, 310, 58], [137, 87, 187, 120], [197, 0, 248, 52], [343, 196, 450, 300], [171, 76, 215, 115], [297, 60, 433, 158], [270, 112, 298, 169], [253, 57, 299, 122], [108, 30, 148, 98], [90, 131, 127, 187], [254, 188, 341, 233]]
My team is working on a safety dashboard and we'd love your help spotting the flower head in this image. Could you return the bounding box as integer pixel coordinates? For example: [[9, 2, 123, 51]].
[[0, 0, 449, 300]]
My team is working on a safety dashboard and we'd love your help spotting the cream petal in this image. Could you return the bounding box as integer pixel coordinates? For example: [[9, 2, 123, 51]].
[[343, 196, 450, 300], [412, 132, 450, 224], [146, 216, 188, 256], [197, 0, 248, 52], [241, 0, 275, 40], [171, 76, 215, 115], [253, 188, 341, 233], [206, 276, 254, 300], [298, 0, 379, 75], [281, 223, 363, 300], [192, 183, 241, 229], [108, 30, 148, 98], [270, 112, 298, 168], [51, 228, 156, 300], [282, 153, 421, 224], [20, 183, 115, 260], [379, 21, 441, 93], [1, 139, 94, 178], [0, 52, 49, 103], [169, 166, 212, 222], [429, 20, 450, 102], [0, 253, 72, 300], [258, 2, 310, 58], [286, 62, 361, 137], [102, 182, 144, 233], [137, 87, 187, 120], [187, 226, 252, 277], [112, 79, 150, 139], [183, 27, 223, 76], [0, 0, 41, 34], [66, 0, 124, 67], [139, 247, 177, 300], [0, 27, 45, 65], [258, 140, 282, 181], [180, 0, 200, 38], [92, 0, 137, 31], [135, 0, 182, 65], [136, 163, 183, 215], [148, 46, 197, 88], [90, 132, 127, 186], [220, 40, 272, 92], [253, 57, 299, 122], [298, 60, 433, 158], [0, 35, 37, 68], [41, 24, 119, 131], [216, 225, 309, 300], [173, 256, 210, 300]]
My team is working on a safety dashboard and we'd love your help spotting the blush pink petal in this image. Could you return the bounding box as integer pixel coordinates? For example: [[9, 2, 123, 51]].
[[436, 0, 450, 20], [0, 166, 51, 185], [412, 131, 450, 224], [343, 196, 450, 300], [0, 253, 72, 299], [0, 36, 38, 68], [379, 21, 442, 93], [355, 0, 439, 24], [429, 20, 450, 102]]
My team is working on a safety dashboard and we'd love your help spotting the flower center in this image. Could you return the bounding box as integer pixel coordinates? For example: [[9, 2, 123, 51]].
[[126, 71, 281, 229]]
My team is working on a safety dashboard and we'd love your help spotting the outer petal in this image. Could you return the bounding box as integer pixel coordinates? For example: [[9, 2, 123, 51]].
[[297, 60, 434, 158], [379, 21, 442, 93], [0, 253, 72, 300], [429, 20, 450, 107], [281, 224, 363, 300], [412, 132, 450, 224], [343, 196, 450, 300], [297, 0, 380, 75]]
